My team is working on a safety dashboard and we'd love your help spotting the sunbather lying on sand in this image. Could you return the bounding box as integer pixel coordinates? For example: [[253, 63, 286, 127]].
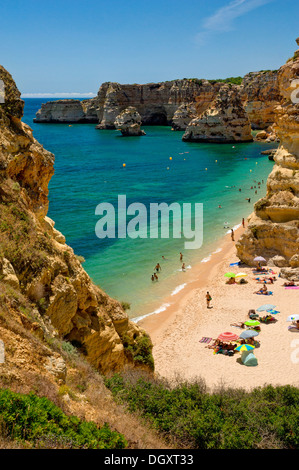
[[254, 285, 268, 294], [230, 322, 245, 329], [283, 281, 297, 287]]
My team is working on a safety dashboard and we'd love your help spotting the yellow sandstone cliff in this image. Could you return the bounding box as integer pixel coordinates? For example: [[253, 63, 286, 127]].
[[236, 39, 299, 269], [0, 65, 153, 384]]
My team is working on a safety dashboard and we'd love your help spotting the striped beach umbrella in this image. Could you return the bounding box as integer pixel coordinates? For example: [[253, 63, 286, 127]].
[[235, 344, 255, 352], [239, 330, 259, 339], [217, 332, 239, 342]]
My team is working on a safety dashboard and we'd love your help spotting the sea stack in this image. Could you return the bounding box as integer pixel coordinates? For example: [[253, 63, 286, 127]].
[[236, 38, 299, 269], [182, 85, 253, 143], [114, 106, 146, 136]]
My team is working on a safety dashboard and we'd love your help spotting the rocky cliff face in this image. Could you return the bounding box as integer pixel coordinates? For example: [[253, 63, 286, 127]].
[[114, 107, 146, 136], [241, 70, 281, 130], [182, 85, 253, 143], [236, 40, 299, 267], [34, 99, 98, 123], [0, 65, 153, 377], [34, 74, 282, 132]]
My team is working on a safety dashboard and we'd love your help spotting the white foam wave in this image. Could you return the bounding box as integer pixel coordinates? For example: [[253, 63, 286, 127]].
[[132, 303, 171, 323], [226, 223, 241, 234], [201, 256, 211, 263], [171, 283, 187, 296]]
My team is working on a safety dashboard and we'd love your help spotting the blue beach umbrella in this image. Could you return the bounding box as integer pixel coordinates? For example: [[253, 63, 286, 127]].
[[257, 304, 276, 312], [239, 330, 259, 339]]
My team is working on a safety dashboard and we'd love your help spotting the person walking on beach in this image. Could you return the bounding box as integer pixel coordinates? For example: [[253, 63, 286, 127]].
[[182, 263, 186, 271], [231, 229, 235, 241], [206, 292, 212, 308], [154, 273, 159, 281], [242, 218, 245, 228]]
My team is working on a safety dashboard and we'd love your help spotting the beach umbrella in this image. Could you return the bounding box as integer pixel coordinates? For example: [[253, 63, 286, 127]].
[[254, 256, 266, 262], [257, 304, 276, 312], [239, 330, 259, 339], [224, 272, 236, 278], [235, 344, 255, 352], [217, 332, 239, 342], [287, 315, 299, 322], [244, 320, 260, 327], [235, 272, 248, 278]]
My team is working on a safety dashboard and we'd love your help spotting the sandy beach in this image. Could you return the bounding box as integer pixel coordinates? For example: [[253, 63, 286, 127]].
[[139, 225, 299, 391]]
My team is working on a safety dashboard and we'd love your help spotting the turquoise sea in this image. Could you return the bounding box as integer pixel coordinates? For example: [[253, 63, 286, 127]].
[[23, 99, 276, 319]]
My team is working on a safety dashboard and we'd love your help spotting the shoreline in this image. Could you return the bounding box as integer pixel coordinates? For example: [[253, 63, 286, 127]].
[[138, 223, 244, 337], [139, 222, 299, 391]]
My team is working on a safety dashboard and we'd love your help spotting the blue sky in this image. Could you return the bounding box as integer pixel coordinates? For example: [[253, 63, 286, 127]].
[[0, 0, 298, 96]]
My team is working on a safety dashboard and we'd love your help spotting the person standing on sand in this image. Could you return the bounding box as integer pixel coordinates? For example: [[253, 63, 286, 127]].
[[231, 229, 235, 241], [206, 292, 212, 308], [242, 218, 245, 228]]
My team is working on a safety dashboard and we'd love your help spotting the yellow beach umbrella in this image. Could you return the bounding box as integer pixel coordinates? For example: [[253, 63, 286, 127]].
[[235, 272, 248, 278]]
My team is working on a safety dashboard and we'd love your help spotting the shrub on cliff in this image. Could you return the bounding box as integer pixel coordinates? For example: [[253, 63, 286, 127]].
[[105, 373, 299, 449], [0, 388, 127, 449]]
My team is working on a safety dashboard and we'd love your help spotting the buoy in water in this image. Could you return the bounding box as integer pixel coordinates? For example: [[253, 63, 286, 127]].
[[123, 163, 126, 167], [169, 157, 172, 160]]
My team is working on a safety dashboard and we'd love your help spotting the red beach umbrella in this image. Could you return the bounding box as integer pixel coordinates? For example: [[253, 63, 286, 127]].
[[217, 332, 239, 342]]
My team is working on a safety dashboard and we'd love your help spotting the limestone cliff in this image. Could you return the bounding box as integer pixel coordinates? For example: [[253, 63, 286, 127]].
[[182, 85, 253, 143], [34, 99, 98, 123], [34, 74, 282, 132], [114, 107, 146, 136], [236, 39, 299, 267], [241, 70, 281, 130], [0, 65, 153, 378]]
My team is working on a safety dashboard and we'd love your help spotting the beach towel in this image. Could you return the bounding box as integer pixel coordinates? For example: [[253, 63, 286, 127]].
[[256, 291, 273, 295], [199, 337, 212, 343], [285, 286, 299, 289], [229, 262, 240, 267]]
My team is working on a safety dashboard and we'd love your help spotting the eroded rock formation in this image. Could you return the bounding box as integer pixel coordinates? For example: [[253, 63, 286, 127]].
[[236, 40, 299, 267], [241, 70, 281, 130], [34, 99, 98, 123], [0, 65, 152, 375], [182, 85, 253, 143], [114, 106, 146, 136]]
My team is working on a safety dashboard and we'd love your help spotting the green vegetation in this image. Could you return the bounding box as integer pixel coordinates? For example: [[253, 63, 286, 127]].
[[208, 77, 243, 85], [121, 334, 154, 371], [121, 301, 131, 311], [0, 388, 127, 449], [105, 373, 299, 449]]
